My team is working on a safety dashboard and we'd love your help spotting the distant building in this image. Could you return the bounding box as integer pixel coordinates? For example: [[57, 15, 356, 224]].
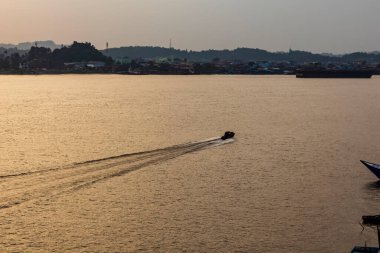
[[64, 61, 105, 69], [86, 61, 105, 68]]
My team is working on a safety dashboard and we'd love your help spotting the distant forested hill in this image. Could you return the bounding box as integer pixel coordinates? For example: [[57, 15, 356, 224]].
[[0, 40, 62, 50], [102, 46, 380, 63]]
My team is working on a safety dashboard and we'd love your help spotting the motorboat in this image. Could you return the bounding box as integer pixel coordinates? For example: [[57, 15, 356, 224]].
[[221, 131, 235, 140], [360, 160, 380, 179]]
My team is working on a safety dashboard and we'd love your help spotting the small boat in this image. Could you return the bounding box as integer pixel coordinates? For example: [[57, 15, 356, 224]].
[[362, 215, 380, 226], [350, 215, 380, 253], [351, 246, 379, 253], [296, 69, 373, 78], [221, 131, 235, 140], [360, 160, 380, 179]]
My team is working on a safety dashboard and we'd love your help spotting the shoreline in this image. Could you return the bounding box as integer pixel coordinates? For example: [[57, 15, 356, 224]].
[[0, 71, 294, 76], [0, 73, 378, 76]]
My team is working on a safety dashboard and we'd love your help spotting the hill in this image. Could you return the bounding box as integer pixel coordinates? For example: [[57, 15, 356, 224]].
[[0, 41, 112, 71], [102, 46, 380, 63], [0, 40, 62, 50]]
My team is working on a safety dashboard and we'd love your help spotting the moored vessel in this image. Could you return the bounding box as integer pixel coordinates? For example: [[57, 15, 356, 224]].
[[296, 70, 373, 78]]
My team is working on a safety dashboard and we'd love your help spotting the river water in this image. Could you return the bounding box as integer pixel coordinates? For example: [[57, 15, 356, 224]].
[[0, 75, 379, 252]]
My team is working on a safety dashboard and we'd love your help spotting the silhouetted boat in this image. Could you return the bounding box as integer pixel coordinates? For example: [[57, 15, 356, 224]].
[[351, 215, 380, 252], [296, 70, 373, 78], [360, 160, 380, 179], [362, 215, 380, 226], [351, 246, 379, 253], [221, 131, 235, 140]]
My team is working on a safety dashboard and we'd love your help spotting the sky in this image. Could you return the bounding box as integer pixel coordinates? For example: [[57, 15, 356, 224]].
[[1, 0, 380, 53]]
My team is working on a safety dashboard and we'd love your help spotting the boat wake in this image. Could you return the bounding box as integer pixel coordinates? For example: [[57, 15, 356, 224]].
[[0, 137, 234, 210]]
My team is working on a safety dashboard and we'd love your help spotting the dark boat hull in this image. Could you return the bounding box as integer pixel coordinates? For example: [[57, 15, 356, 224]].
[[351, 246, 379, 253], [221, 131, 235, 140], [360, 160, 380, 179], [296, 70, 373, 78]]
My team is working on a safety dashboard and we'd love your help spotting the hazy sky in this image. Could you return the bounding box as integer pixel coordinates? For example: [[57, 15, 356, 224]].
[[1, 0, 380, 53]]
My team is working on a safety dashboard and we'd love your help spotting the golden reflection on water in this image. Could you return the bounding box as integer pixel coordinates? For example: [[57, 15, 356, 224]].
[[0, 75, 379, 252]]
